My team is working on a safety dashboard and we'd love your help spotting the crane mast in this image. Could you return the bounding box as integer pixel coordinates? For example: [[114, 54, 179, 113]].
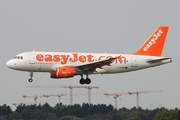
[[128, 90, 162, 108], [104, 92, 129, 109], [43, 93, 67, 103], [22, 95, 43, 105]]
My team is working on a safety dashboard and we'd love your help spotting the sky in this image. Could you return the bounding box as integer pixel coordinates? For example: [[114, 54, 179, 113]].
[[0, 1, 179, 110]]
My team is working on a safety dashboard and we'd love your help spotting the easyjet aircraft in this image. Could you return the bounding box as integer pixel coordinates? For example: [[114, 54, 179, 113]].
[[6, 26, 172, 84]]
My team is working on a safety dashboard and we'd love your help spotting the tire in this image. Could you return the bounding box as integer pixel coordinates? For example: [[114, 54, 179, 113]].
[[80, 78, 85, 85], [86, 78, 91, 84], [28, 78, 33, 82]]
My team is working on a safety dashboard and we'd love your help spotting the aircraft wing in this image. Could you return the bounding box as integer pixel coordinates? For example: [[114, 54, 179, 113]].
[[69, 57, 117, 73], [51, 57, 117, 73]]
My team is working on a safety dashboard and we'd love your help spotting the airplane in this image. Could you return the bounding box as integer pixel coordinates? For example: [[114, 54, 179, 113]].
[[6, 26, 172, 84]]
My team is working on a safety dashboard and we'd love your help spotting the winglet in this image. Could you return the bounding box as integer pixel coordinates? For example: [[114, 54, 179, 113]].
[[133, 26, 169, 56]]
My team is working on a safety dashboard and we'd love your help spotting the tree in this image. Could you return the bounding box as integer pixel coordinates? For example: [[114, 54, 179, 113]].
[[153, 109, 180, 120], [45, 113, 58, 120], [0, 104, 12, 116]]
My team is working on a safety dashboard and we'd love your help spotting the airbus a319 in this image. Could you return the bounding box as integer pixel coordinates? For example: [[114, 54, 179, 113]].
[[6, 26, 172, 84]]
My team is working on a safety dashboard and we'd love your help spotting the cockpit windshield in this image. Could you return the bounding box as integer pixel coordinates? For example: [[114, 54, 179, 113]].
[[14, 56, 23, 59]]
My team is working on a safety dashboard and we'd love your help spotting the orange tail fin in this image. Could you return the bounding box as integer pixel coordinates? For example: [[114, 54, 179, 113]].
[[133, 26, 169, 56]]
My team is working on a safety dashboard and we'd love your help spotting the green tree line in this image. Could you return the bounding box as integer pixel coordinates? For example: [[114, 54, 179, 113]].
[[0, 103, 180, 120]]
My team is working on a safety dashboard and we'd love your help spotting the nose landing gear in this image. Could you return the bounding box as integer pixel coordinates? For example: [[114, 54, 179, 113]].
[[28, 72, 33, 83]]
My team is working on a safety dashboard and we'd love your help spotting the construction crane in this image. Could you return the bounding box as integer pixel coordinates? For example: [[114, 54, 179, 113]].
[[43, 93, 67, 103], [105, 90, 162, 109], [43, 92, 103, 105], [104, 92, 129, 109], [26, 85, 99, 105], [22, 95, 44, 105], [128, 90, 162, 108]]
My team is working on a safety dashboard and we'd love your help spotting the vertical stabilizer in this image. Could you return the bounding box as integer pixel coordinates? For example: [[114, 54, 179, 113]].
[[133, 26, 169, 56]]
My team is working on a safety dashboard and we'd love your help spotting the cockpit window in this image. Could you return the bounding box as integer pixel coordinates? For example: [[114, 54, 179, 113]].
[[14, 56, 23, 59]]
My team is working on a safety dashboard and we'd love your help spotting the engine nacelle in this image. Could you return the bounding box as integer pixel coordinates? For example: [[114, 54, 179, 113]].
[[51, 67, 75, 78]]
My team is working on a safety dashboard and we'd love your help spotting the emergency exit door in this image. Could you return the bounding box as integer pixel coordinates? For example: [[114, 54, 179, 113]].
[[131, 57, 137, 67], [29, 53, 35, 64]]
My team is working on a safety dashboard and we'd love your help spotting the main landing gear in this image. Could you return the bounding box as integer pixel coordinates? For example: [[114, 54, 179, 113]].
[[79, 74, 91, 85], [28, 72, 33, 83]]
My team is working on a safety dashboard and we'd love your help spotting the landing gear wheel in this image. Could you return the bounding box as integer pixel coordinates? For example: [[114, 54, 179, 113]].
[[28, 72, 34, 83], [79, 74, 91, 85], [28, 78, 33, 83], [86, 78, 91, 84], [80, 78, 85, 85]]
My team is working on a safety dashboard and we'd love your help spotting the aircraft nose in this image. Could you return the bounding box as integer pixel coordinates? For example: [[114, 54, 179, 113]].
[[6, 60, 14, 68]]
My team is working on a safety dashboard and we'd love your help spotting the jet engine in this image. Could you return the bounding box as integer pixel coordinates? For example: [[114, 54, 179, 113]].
[[51, 67, 75, 78]]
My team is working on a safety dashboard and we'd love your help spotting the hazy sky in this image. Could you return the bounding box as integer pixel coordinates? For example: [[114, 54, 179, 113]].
[[1, 1, 179, 110]]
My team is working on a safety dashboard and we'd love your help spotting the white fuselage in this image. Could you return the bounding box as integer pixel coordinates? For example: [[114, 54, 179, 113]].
[[6, 51, 171, 75]]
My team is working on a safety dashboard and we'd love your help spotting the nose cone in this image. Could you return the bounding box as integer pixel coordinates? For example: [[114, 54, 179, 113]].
[[6, 60, 14, 69]]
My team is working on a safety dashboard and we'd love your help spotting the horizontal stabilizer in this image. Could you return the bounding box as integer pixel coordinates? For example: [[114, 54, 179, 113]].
[[147, 58, 172, 63]]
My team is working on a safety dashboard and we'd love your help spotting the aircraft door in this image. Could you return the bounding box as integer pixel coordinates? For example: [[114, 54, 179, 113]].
[[131, 57, 137, 67], [29, 53, 35, 64]]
